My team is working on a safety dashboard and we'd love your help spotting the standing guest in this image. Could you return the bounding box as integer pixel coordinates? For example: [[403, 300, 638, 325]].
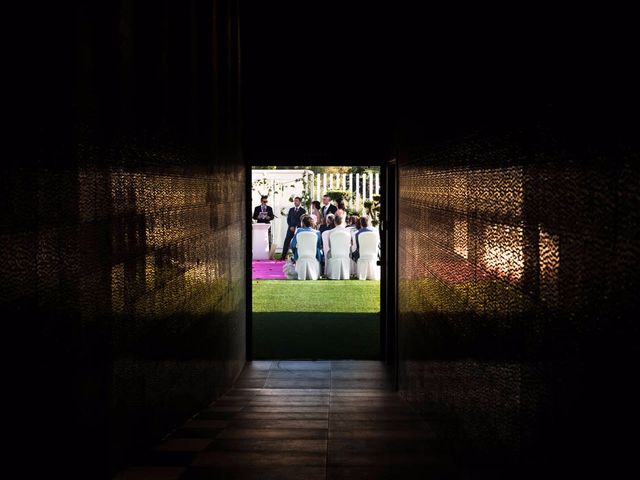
[[290, 214, 322, 263], [281, 196, 306, 260], [311, 200, 322, 225], [252, 195, 275, 248], [320, 194, 337, 221], [336, 197, 347, 218]]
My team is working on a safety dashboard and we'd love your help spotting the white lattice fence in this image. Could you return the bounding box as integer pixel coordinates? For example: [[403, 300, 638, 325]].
[[309, 172, 380, 211]]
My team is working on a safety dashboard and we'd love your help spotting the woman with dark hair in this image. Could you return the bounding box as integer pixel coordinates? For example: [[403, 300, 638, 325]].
[[310, 200, 321, 225], [347, 215, 360, 230], [319, 213, 335, 235], [336, 197, 347, 218]]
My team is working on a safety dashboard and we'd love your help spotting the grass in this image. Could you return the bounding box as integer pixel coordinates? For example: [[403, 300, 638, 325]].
[[252, 280, 380, 359]]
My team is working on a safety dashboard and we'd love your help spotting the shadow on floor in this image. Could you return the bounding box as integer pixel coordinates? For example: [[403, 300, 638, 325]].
[[115, 360, 457, 479]]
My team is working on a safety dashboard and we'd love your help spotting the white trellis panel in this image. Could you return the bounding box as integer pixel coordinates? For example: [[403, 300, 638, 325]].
[[362, 174, 367, 209], [369, 172, 373, 199]]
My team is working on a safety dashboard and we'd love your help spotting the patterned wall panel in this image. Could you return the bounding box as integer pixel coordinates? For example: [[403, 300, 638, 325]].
[[397, 131, 640, 476], [2, 1, 245, 478]]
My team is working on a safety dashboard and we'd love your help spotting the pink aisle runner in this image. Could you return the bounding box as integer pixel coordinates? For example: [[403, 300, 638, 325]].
[[252, 260, 287, 280]]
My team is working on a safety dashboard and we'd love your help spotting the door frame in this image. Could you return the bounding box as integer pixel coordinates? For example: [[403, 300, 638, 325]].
[[245, 161, 398, 381], [380, 158, 399, 389]]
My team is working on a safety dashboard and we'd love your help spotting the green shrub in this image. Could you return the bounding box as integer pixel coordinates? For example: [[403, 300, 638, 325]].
[[324, 190, 351, 202]]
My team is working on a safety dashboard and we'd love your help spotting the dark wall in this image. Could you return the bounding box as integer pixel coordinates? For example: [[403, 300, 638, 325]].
[[396, 120, 640, 477], [3, 1, 244, 478]]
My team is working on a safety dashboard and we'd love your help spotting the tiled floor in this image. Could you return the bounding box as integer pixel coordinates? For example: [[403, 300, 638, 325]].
[[115, 361, 456, 479]]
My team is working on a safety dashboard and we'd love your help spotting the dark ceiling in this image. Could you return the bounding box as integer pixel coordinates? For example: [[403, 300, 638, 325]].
[[240, 3, 638, 164]]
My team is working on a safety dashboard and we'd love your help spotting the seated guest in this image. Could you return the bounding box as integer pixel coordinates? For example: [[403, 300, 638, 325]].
[[319, 213, 335, 235], [352, 215, 378, 262], [326, 214, 348, 252], [347, 215, 360, 231], [321, 214, 336, 262], [348, 216, 361, 255], [290, 214, 322, 263], [328, 215, 351, 277]]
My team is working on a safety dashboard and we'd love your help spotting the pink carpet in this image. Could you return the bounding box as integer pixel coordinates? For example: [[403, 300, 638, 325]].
[[252, 260, 287, 280]]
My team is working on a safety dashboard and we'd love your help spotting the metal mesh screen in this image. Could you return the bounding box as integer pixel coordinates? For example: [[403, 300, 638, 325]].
[[397, 131, 640, 475]]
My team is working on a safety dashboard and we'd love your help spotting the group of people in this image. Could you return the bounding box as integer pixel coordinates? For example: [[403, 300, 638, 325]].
[[253, 193, 379, 277]]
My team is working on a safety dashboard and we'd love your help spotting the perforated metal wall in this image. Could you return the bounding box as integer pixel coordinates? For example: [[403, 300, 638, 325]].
[[2, 1, 245, 478], [397, 130, 640, 476]]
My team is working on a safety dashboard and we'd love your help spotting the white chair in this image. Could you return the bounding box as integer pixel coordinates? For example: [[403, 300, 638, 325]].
[[294, 231, 320, 280], [327, 230, 351, 280], [356, 231, 380, 280]]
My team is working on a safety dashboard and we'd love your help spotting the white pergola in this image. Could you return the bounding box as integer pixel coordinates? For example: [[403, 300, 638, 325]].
[[251, 169, 313, 253]]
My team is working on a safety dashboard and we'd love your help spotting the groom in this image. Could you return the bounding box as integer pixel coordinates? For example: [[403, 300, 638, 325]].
[[281, 196, 306, 260], [320, 194, 337, 221]]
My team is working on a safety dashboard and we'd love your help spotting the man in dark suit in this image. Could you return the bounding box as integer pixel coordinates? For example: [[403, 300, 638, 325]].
[[320, 194, 337, 221], [253, 195, 275, 247], [281, 196, 306, 260]]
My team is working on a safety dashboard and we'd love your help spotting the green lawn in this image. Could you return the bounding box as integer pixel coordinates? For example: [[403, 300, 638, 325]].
[[252, 280, 380, 359]]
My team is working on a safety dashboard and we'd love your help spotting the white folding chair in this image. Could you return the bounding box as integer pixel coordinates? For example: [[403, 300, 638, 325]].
[[327, 230, 351, 280], [356, 231, 380, 280], [294, 231, 320, 280]]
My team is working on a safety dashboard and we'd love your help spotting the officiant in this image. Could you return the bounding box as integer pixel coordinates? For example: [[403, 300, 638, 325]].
[[253, 195, 275, 247]]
